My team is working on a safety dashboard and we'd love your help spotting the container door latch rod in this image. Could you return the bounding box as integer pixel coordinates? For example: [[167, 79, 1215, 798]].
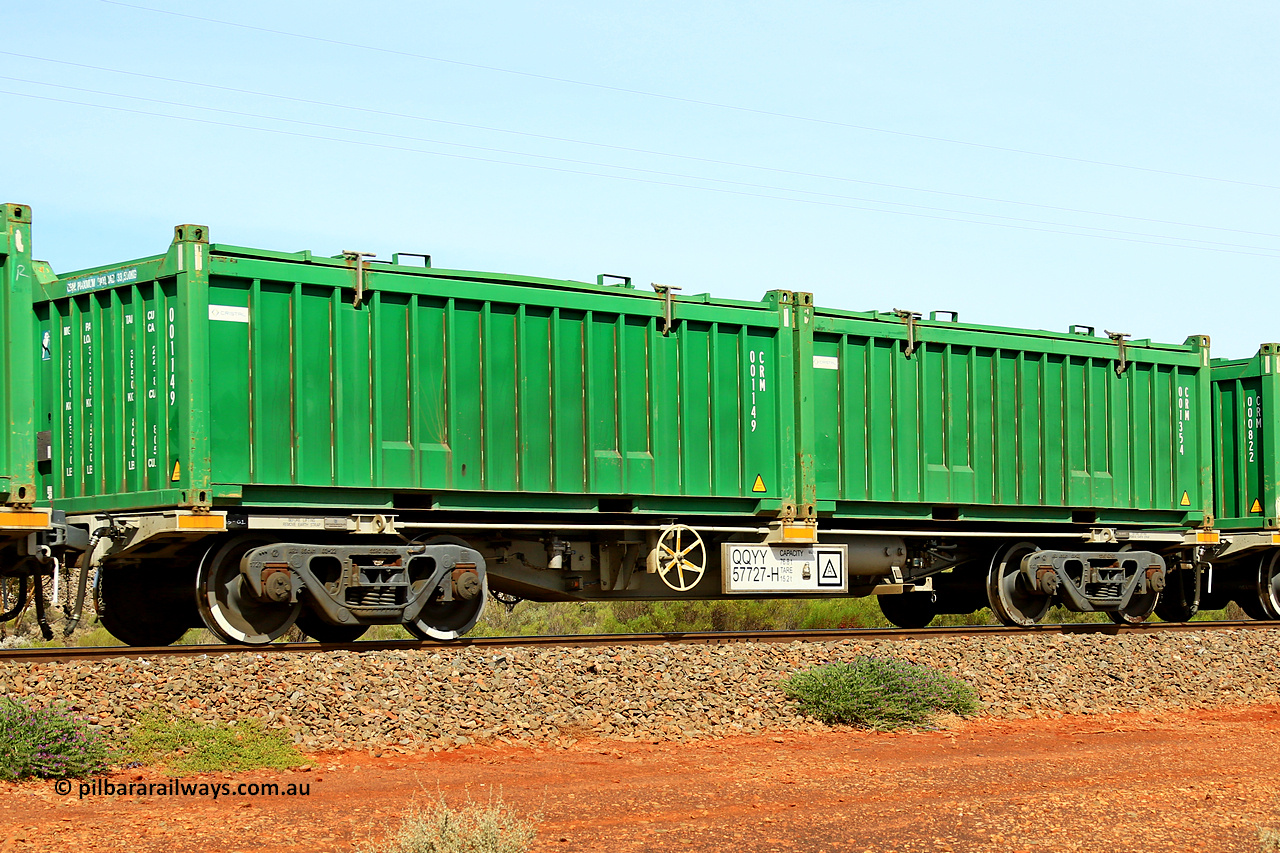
[[893, 309, 922, 358], [1105, 330, 1130, 376], [343, 250, 376, 307], [651, 283, 682, 336]]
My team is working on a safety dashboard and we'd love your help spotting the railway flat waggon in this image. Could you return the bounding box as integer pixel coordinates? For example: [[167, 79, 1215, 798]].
[[0, 205, 1248, 644]]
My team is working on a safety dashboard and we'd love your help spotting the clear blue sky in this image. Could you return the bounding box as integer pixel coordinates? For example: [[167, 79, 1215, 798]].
[[7, 1, 1278, 356]]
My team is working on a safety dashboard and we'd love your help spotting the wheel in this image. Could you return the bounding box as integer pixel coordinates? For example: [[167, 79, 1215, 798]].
[[1238, 595, 1270, 621], [1107, 590, 1158, 625], [878, 591, 939, 628], [295, 608, 369, 643], [1252, 552, 1280, 620], [405, 536, 488, 641], [196, 536, 300, 645], [986, 541, 1052, 627], [96, 562, 198, 647], [652, 524, 707, 592]]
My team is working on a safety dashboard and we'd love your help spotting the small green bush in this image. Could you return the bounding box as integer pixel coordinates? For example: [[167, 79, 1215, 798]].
[[123, 712, 304, 773], [368, 793, 538, 853], [781, 656, 980, 730], [0, 698, 111, 780]]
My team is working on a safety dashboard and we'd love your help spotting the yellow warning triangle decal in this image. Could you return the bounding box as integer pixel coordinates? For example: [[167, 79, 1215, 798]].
[[1251, 498, 1263, 513], [1180, 491, 1191, 507], [751, 475, 767, 493], [171, 461, 181, 482]]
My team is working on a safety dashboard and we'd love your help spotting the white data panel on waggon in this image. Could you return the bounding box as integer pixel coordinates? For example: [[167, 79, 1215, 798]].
[[721, 544, 847, 594]]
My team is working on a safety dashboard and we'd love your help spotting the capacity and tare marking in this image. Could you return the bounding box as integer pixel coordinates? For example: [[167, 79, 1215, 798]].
[[721, 544, 847, 594]]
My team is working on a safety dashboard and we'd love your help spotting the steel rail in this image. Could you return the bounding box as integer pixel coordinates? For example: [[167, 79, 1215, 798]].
[[0, 620, 1271, 665]]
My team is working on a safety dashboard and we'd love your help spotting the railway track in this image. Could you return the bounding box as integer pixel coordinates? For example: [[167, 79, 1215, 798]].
[[1, 619, 1271, 664]]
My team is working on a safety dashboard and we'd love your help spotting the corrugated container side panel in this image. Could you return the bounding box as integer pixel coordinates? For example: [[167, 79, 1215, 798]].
[[251, 281, 294, 485], [865, 338, 895, 501], [1214, 378, 1248, 519], [1210, 353, 1275, 527], [679, 322, 712, 496], [1128, 364, 1152, 508], [376, 293, 411, 488], [586, 311, 618, 493], [45, 245, 788, 512], [482, 303, 517, 492], [651, 320, 679, 493], [518, 305, 553, 492], [552, 310, 587, 492], [992, 352, 1018, 504], [207, 262, 791, 506], [414, 295, 449, 487], [50, 279, 174, 501], [298, 286, 335, 485], [446, 300, 482, 491], [624, 313, 655, 489], [812, 323, 1207, 517], [1153, 365, 1175, 505], [812, 337, 840, 497], [208, 276, 251, 484], [745, 325, 779, 500]]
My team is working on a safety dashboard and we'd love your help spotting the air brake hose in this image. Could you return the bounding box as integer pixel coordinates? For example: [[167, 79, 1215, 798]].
[[61, 554, 91, 637], [31, 573, 53, 641]]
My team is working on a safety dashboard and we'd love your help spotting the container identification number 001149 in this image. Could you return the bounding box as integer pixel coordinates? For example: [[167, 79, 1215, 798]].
[[721, 544, 847, 594]]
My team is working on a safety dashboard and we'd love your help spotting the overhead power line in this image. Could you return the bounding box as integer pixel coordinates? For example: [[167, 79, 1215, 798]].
[[4, 87, 1277, 261], [6, 73, 1276, 254], [99, 0, 1280, 193], [5, 51, 1276, 242]]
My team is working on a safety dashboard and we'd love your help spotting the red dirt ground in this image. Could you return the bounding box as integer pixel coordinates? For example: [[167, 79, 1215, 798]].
[[4, 705, 1279, 852]]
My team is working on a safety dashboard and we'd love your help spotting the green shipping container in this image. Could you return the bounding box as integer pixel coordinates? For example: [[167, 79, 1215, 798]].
[[34, 221, 1215, 531], [807, 309, 1213, 527], [36, 225, 805, 517], [1211, 345, 1280, 529]]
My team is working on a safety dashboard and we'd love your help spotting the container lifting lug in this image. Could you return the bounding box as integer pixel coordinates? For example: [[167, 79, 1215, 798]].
[[893, 309, 922, 358], [1105, 330, 1130, 376], [343, 250, 376, 307], [651, 283, 682, 336]]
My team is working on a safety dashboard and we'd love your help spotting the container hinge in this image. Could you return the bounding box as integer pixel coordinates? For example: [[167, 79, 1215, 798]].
[[343, 250, 376, 307], [651, 283, 682, 335], [1105, 330, 1130, 376], [893, 309, 922, 358]]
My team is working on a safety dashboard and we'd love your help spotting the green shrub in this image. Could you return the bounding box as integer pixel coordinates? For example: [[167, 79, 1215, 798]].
[[0, 698, 112, 780], [781, 656, 980, 730], [368, 793, 538, 853], [122, 712, 304, 773]]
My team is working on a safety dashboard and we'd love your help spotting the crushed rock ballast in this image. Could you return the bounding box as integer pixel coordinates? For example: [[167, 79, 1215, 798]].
[[3, 629, 1279, 751]]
